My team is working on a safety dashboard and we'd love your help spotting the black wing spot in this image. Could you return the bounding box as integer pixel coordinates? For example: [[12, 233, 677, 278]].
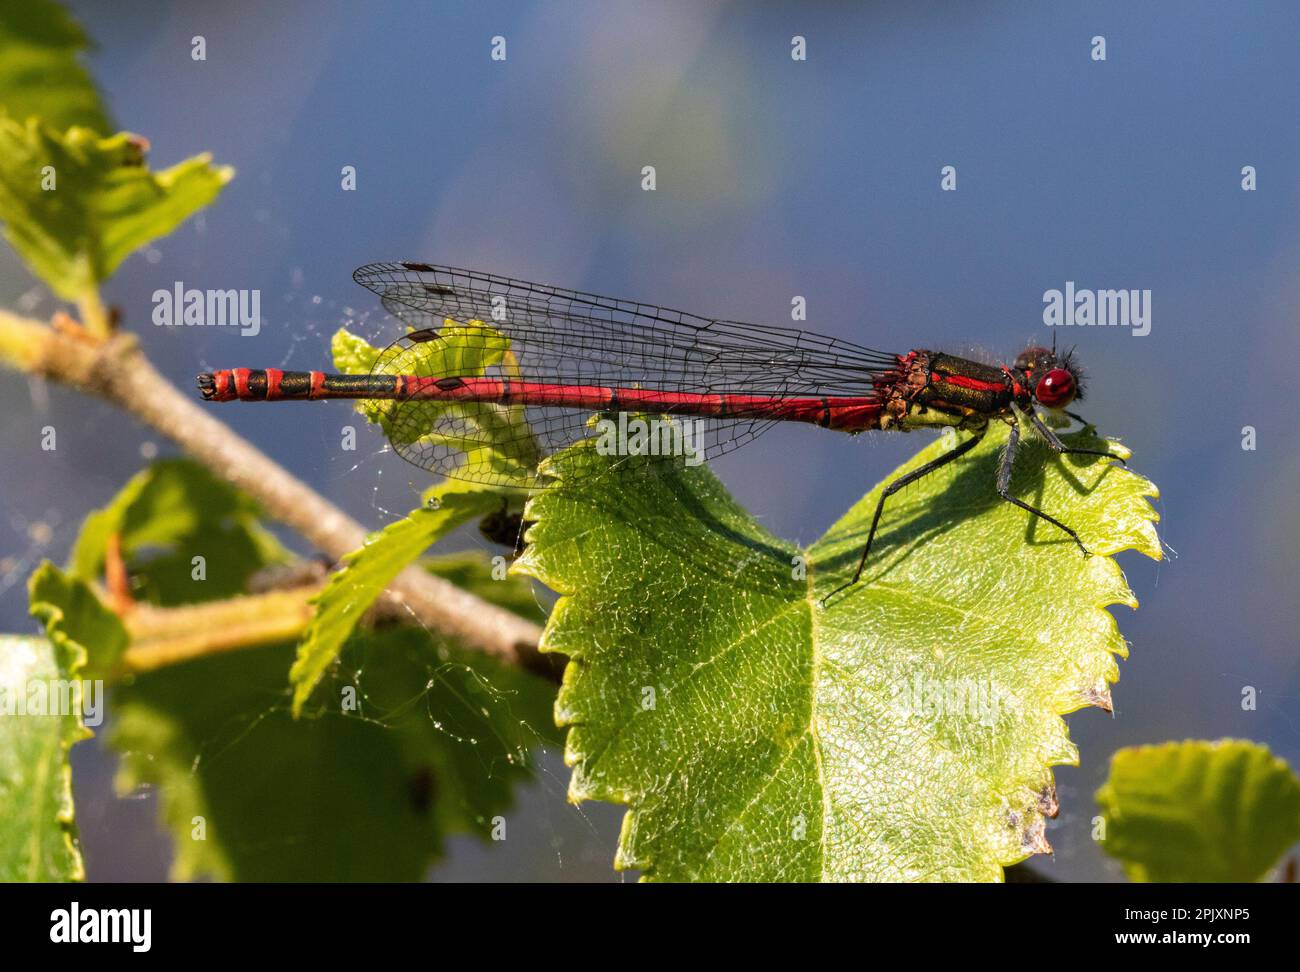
[[423, 284, 457, 297], [435, 377, 465, 390], [400, 261, 437, 272], [407, 330, 442, 343]]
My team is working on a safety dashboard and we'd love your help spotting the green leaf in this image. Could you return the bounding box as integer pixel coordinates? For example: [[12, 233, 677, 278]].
[[70, 459, 289, 605], [15, 561, 121, 879], [0, 119, 231, 299], [1096, 739, 1300, 882], [0, 0, 112, 132], [330, 325, 382, 374], [29, 560, 128, 678], [0, 635, 88, 881], [332, 324, 543, 487], [111, 627, 558, 881], [516, 421, 1161, 881], [288, 480, 503, 716]]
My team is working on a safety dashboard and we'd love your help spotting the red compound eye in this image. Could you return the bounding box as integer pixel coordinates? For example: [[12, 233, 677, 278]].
[[1034, 368, 1076, 408]]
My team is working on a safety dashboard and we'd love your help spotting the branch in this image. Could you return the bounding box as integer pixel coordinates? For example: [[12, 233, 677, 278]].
[[122, 586, 319, 673], [118, 563, 456, 674], [1, 309, 553, 680]]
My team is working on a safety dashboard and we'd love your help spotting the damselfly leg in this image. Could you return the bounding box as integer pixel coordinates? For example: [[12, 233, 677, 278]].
[[823, 410, 1113, 605], [1064, 409, 1093, 431], [822, 430, 985, 605], [996, 418, 1090, 556], [1025, 409, 1127, 466]]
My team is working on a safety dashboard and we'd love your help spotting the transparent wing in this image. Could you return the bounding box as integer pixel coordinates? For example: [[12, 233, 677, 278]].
[[355, 262, 900, 490]]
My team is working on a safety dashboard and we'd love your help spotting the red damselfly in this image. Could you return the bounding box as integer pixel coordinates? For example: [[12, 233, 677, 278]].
[[198, 262, 1123, 600]]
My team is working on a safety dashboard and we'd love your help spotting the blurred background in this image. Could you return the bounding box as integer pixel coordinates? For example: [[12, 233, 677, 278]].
[[1, 0, 1298, 881]]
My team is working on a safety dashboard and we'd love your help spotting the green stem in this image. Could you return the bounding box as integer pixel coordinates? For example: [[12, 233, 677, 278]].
[[76, 289, 111, 340], [122, 587, 318, 674]]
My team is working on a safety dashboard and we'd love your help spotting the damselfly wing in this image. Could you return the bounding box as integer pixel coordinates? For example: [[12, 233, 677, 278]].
[[351, 262, 902, 489]]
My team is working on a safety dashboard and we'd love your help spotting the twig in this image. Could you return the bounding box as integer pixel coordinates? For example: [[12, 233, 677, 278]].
[[117, 569, 460, 674], [123, 586, 319, 672], [0, 309, 553, 680]]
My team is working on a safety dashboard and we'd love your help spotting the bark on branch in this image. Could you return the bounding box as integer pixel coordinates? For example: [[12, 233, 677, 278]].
[[1, 310, 553, 680]]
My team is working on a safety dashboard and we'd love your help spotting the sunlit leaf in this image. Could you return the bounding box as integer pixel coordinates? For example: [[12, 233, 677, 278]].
[[517, 421, 1161, 881], [0, 635, 88, 881], [330, 325, 381, 375], [15, 561, 127, 879], [332, 324, 542, 487], [288, 479, 503, 716]]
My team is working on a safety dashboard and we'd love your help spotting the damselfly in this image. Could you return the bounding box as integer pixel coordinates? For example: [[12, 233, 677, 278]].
[[198, 262, 1123, 600]]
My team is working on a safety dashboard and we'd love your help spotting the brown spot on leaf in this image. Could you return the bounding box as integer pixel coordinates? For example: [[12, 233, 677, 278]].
[[1083, 685, 1113, 712], [1020, 818, 1052, 856], [1037, 784, 1060, 818]]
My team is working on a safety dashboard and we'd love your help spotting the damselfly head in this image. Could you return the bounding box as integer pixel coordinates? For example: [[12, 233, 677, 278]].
[[1015, 345, 1085, 408]]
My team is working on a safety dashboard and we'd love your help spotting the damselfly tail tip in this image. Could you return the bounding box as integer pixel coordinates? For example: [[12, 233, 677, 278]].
[[196, 373, 217, 400]]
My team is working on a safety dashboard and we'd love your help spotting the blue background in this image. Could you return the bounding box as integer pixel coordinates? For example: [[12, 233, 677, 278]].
[[2, 0, 1298, 881]]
